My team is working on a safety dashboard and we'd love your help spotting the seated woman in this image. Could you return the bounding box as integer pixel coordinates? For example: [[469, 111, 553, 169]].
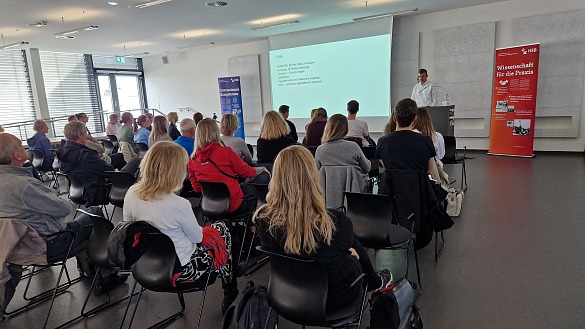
[[133, 114, 151, 145], [167, 111, 181, 140], [26, 119, 54, 172], [189, 118, 270, 217], [123, 141, 238, 310], [413, 107, 450, 186], [220, 114, 253, 165], [117, 112, 138, 153], [256, 111, 296, 164], [148, 115, 172, 147], [315, 114, 371, 185], [305, 107, 328, 146], [255, 145, 391, 313]]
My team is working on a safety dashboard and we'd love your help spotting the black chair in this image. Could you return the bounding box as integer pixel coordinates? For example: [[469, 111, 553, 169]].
[[360, 146, 380, 190], [136, 142, 149, 158], [198, 181, 264, 275], [343, 192, 420, 287], [121, 233, 212, 329], [246, 143, 254, 159], [65, 173, 110, 220], [250, 183, 269, 208], [107, 134, 119, 150], [29, 148, 56, 183], [260, 247, 368, 328], [102, 139, 115, 155], [306, 145, 318, 157], [108, 171, 136, 219], [5, 230, 87, 329], [442, 136, 467, 191]]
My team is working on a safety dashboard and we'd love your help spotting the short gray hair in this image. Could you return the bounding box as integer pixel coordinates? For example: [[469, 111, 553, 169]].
[[64, 121, 86, 141], [0, 133, 21, 165], [179, 118, 196, 133]]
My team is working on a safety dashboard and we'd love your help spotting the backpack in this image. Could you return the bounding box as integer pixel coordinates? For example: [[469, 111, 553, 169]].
[[222, 281, 278, 329], [369, 278, 423, 329]]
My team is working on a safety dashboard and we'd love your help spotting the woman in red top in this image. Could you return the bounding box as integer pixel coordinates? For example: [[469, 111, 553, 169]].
[[188, 118, 270, 215]]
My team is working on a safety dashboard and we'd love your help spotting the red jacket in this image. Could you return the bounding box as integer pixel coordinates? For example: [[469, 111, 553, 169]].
[[188, 142, 257, 213]]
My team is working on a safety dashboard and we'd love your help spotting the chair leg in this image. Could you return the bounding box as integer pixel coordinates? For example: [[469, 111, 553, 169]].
[[461, 160, 467, 191], [120, 280, 140, 329], [413, 246, 422, 291], [435, 231, 445, 262], [111, 206, 117, 221]]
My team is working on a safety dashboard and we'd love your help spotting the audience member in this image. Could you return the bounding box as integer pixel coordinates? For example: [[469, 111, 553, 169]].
[[220, 114, 252, 165], [117, 112, 138, 155], [106, 113, 120, 136], [148, 115, 172, 147], [255, 145, 391, 313], [75, 113, 97, 140], [167, 112, 181, 140], [256, 111, 296, 163], [383, 114, 396, 136], [134, 114, 151, 145], [193, 112, 204, 126], [145, 113, 154, 131], [278, 104, 298, 142], [174, 118, 196, 156], [414, 107, 445, 163], [123, 141, 238, 311], [67, 115, 78, 122], [376, 98, 436, 173], [346, 100, 371, 146], [26, 119, 54, 172], [57, 121, 114, 206], [315, 114, 370, 185], [189, 118, 269, 216], [304, 107, 328, 146]]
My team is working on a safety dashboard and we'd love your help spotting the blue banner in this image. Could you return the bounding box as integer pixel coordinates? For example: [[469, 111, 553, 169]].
[[218, 76, 245, 139]]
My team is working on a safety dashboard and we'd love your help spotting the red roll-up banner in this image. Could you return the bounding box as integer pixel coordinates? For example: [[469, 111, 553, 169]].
[[488, 43, 540, 157]]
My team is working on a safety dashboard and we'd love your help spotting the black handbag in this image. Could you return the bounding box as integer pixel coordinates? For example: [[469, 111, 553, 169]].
[[369, 278, 423, 329]]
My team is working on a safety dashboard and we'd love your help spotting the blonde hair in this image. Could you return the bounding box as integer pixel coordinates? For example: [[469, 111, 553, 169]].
[[321, 114, 348, 143], [310, 107, 327, 124], [67, 115, 78, 122], [259, 111, 289, 140], [254, 145, 333, 255], [135, 141, 188, 200], [194, 118, 221, 156], [413, 107, 436, 138], [220, 114, 239, 136], [149, 115, 169, 144], [33, 119, 47, 132], [167, 112, 179, 124], [383, 115, 396, 136]]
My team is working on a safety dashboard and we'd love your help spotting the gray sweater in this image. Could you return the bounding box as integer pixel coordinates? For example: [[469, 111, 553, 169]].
[[0, 166, 70, 236], [221, 136, 253, 164], [314, 139, 371, 175]]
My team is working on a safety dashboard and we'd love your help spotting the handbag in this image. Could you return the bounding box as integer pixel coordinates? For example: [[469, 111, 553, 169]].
[[369, 278, 423, 329], [446, 188, 464, 217]]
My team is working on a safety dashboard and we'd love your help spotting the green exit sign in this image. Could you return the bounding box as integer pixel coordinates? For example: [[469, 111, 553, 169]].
[[115, 57, 125, 63]]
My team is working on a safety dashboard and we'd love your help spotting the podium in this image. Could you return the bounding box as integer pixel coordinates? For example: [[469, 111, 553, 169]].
[[426, 105, 454, 137]]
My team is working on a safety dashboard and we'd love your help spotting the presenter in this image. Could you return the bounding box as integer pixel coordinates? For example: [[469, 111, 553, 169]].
[[411, 69, 439, 107]]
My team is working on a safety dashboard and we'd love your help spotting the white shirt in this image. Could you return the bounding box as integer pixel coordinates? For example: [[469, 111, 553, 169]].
[[413, 129, 445, 166], [346, 119, 370, 146], [123, 185, 203, 266], [106, 123, 119, 136], [411, 80, 439, 107]]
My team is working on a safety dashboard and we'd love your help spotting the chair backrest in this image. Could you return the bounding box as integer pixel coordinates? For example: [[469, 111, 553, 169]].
[[344, 192, 395, 249], [246, 143, 254, 158], [250, 184, 269, 207], [29, 149, 44, 170], [344, 136, 362, 146], [136, 142, 149, 158], [263, 249, 329, 326], [109, 171, 137, 208], [360, 146, 376, 160], [442, 136, 457, 163], [101, 139, 114, 155], [65, 173, 87, 206], [199, 181, 230, 219], [319, 165, 366, 209], [132, 232, 177, 292], [82, 210, 115, 267], [307, 146, 318, 157], [107, 134, 118, 143]]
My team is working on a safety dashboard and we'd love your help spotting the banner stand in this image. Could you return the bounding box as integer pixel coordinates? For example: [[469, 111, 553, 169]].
[[218, 76, 245, 139]]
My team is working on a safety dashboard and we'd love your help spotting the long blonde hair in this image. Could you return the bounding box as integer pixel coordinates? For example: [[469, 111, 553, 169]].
[[259, 111, 289, 140], [254, 145, 333, 255], [149, 115, 169, 144], [135, 141, 188, 200], [321, 114, 348, 144], [193, 118, 221, 156], [413, 107, 436, 140]]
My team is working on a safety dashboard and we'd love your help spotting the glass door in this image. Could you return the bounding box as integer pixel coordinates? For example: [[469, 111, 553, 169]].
[[97, 73, 145, 115]]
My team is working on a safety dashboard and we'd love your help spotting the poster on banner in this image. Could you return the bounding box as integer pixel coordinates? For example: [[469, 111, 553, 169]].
[[488, 43, 540, 157], [218, 76, 245, 139]]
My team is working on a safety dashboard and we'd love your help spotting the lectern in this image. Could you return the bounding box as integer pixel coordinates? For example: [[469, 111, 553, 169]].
[[425, 105, 454, 137]]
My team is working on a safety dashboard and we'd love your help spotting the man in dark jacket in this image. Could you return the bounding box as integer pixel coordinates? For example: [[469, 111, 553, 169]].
[[57, 121, 114, 206]]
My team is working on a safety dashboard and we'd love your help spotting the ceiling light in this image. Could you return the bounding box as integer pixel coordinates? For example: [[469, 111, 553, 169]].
[[122, 52, 150, 58], [27, 21, 47, 27], [353, 8, 418, 22], [108, 2, 118, 5], [177, 42, 215, 50], [206, 1, 228, 7], [251, 20, 300, 31], [0, 41, 29, 50], [54, 25, 98, 39], [135, 0, 173, 8]]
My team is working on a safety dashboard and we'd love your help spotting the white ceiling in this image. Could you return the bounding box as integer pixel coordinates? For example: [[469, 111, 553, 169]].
[[0, 0, 509, 56]]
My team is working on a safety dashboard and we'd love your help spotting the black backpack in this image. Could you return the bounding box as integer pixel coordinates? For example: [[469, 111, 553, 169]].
[[222, 281, 278, 329], [369, 278, 423, 329]]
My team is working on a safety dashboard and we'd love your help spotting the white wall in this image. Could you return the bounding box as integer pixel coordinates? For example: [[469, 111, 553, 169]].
[[143, 0, 585, 151]]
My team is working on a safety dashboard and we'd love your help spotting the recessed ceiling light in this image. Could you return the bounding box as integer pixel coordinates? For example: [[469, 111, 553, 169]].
[[108, 1, 118, 5], [27, 21, 47, 27], [206, 1, 228, 7]]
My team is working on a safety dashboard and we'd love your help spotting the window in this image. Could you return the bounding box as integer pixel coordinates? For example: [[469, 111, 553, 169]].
[[39, 51, 101, 137], [0, 50, 36, 139]]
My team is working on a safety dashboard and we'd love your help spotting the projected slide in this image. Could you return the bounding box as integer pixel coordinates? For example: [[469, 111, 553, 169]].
[[269, 35, 391, 119]]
